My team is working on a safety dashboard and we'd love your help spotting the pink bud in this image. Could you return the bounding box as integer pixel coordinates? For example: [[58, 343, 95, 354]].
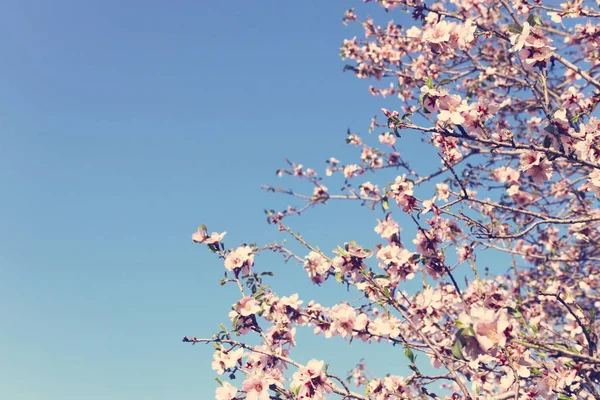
[[381, 108, 392, 117]]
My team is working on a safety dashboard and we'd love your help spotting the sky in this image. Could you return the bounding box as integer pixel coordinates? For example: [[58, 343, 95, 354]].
[[0, 1, 507, 399]]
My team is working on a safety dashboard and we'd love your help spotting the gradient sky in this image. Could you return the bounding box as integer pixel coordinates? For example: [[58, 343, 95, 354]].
[[0, 1, 508, 399]]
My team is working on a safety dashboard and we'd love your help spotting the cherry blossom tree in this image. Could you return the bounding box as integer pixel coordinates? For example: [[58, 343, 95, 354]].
[[184, 1, 600, 399]]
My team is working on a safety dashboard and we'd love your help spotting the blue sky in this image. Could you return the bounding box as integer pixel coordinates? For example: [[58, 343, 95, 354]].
[[0, 1, 507, 398]]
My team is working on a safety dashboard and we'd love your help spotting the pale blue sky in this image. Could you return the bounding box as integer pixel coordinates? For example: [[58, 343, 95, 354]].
[[0, 1, 506, 398]]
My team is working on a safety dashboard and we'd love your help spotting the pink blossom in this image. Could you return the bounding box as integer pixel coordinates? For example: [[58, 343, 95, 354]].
[[453, 19, 476, 49], [457, 245, 472, 263], [211, 348, 244, 375], [388, 175, 417, 211], [423, 20, 452, 44], [437, 94, 469, 125], [519, 150, 553, 184], [378, 132, 396, 147], [359, 181, 380, 197], [192, 230, 226, 244], [421, 197, 437, 214], [509, 21, 531, 52], [224, 246, 255, 275], [206, 231, 227, 245], [346, 243, 372, 259], [435, 183, 450, 202], [343, 164, 363, 178], [507, 185, 533, 206], [413, 229, 440, 256], [587, 170, 600, 197], [215, 382, 237, 400], [368, 315, 400, 339], [459, 307, 512, 351], [492, 166, 520, 186], [312, 185, 328, 200], [242, 373, 271, 400], [304, 252, 331, 283], [291, 359, 331, 399], [374, 215, 400, 239], [329, 303, 358, 337], [235, 296, 261, 317]]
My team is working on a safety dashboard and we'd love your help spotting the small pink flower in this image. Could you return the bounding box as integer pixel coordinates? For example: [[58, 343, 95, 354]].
[[235, 296, 261, 317], [492, 166, 520, 186], [437, 94, 469, 125], [587, 170, 600, 197], [368, 315, 400, 338], [457, 245, 472, 263], [312, 185, 328, 200], [459, 307, 512, 351], [421, 197, 437, 214], [519, 150, 553, 184], [292, 359, 331, 399], [423, 20, 452, 44], [509, 21, 531, 52], [435, 183, 450, 202], [211, 348, 244, 375], [346, 243, 372, 259], [242, 374, 271, 400], [215, 382, 237, 400], [374, 215, 401, 240], [343, 164, 363, 179], [191, 232, 207, 244], [507, 185, 533, 206], [378, 132, 396, 147], [304, 252, 331, 283], [329, 303, 358, 337], [205, 231, 227, 245], [191, 228, 226, 246], [224, 246, 255, 275]]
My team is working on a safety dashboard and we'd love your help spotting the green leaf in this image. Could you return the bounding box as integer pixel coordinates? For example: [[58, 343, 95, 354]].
[[215, 377, 223, 385], [382, 197, 390, 211], [436, 78, 453, 88], [507, 23, 522, 34], [451, 337, 466, 361], [424, 77, 434, 90], [335, 271, 344, 283], [290, 383, 301, 396], [404, 347, 415, 363], [454, 320, 468, 329], [506, 306, 523, 319], [530, 323, 539, 335], [543, 136, 553, 148], [527, 14, 543, 26], [337, 245, 349, 257], [543, 124, 556, 135], [383, 287, 391, 298]]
